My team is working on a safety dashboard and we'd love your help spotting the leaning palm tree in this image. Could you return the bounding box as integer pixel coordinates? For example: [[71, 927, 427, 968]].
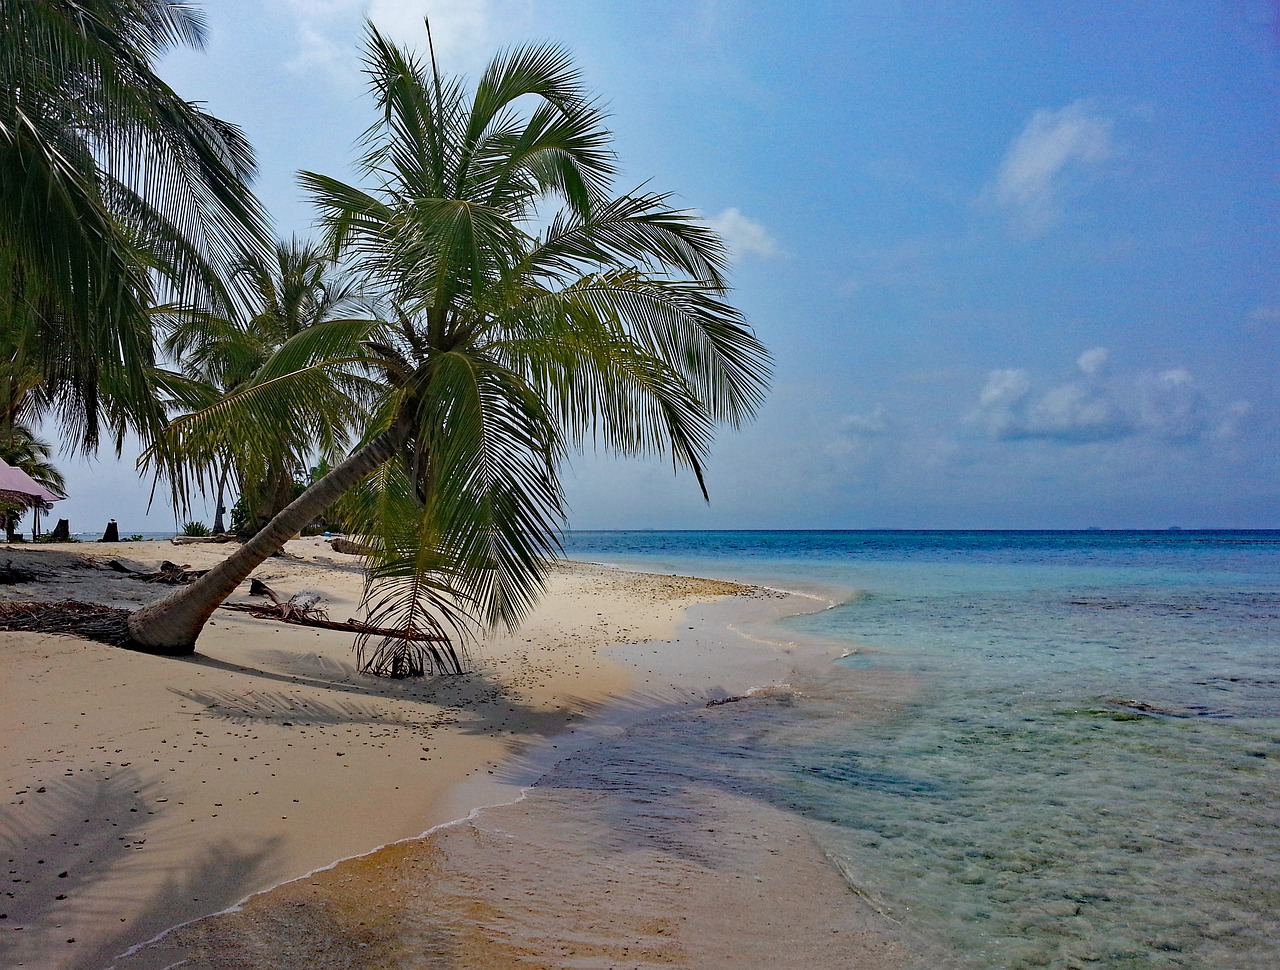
[[125, 24, 770, 663], [0, 0, 269, 452], [157, 238, 367, 534]]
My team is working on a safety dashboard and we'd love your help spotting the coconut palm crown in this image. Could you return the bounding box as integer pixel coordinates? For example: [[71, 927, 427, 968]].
[[0, 0, 270, 451], [128, 23, 770, 668], [156, 238, 368, 534]]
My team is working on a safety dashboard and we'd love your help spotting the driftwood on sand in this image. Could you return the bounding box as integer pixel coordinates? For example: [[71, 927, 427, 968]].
[[0, 557, 465, 678], [170, 533, 239, 545], [218, 601, 449, 644], [245, 578, 329, 621], [235, 578, 450, 642], [329, 537, 374, 557], [230, 578, 463, 678], [107, 559, 210, 584]]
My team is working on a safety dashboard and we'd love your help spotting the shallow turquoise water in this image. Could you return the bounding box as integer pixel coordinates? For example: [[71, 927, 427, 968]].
[[563, 531, 1280, 968]]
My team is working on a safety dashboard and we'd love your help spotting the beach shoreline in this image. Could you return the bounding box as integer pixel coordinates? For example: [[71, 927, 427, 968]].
[[0, 538, 906, 969]]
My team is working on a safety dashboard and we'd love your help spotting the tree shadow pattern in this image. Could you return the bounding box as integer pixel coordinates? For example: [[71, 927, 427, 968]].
[[0, 767, 280, 970]]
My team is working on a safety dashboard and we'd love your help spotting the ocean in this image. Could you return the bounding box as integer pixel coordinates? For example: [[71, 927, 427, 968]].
[[559, 530, 1280, 969]]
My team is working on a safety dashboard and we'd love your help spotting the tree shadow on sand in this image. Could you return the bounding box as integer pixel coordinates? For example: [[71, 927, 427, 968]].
[[0, 768, 280, 970], [71, 836, 282, 970], [168, 649, 649, 749], [123, 682, 893, 970]]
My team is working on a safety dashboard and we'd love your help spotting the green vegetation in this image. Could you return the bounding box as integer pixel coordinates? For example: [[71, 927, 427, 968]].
[[34, 532, 80, 543], [157, 238, 366, 535], [0, 422, 67, 540], [3, 7, 770, 673], [0, 0, 270, 452], [180, 520, 211, 537]]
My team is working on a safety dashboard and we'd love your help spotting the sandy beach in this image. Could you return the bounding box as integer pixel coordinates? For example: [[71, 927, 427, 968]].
[[1, 538, 907, 969]]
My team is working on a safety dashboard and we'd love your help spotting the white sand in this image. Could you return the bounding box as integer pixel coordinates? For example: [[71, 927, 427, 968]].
[[0, 538, 908, 969]]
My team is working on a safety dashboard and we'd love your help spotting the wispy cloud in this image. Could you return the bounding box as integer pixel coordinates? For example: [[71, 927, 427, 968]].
[[283, 21, 352, 86], [276, 0, 358, 86], [990, 101, 1113, 237], [276, 0, 534, 87], [705, 207, 781, 261], [969, 350, 1249, 443], [1076, 346, 1109, 376], [368, 0, 535, 74], [840, 405, 890, 437]]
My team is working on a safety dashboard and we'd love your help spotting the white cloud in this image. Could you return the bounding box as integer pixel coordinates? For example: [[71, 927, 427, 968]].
[[368, 0, 520, 73], [840, 406, 890, 437], [705, 207, 781, 261], [1025, 381, 1122, 440], [978, 368, 1030, 409], [275, 0, 363, 86], [285, 22, 351, 84], [969, 350, 1248, 444], [280, 0, 359, 15], [1215, 402, 1252, 440], [275, 0, 534, 87], [1076, 346, 1109, 376], [991, 101, 1113, 237], [824, 406, 890, 461]]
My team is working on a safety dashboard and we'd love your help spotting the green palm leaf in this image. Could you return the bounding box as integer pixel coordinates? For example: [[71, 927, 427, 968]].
[[0, 0, 270, 451], [125, 18, 770, 666], [294, 23, 770, 667]]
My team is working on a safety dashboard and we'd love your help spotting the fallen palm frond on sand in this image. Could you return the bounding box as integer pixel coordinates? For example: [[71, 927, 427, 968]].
[[228, 578, 464, 677], [107, 559, 210, 584], [0, 600, 133, 645]]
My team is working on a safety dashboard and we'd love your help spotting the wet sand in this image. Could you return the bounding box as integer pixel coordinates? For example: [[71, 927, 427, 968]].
[[116, 771, 908, 969], [0, 539, 908, 969]]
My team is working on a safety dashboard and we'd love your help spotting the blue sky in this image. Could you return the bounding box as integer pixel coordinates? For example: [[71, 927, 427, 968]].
[[55, 1, 1280, 532]]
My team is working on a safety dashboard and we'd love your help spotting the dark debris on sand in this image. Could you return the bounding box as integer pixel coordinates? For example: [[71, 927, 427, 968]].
[[0, 600, 134, 647]]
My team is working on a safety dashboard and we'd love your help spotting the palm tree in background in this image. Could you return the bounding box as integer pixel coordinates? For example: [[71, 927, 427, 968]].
[[0, 0, 269, 453], [0, 422, 67, 540], [158, 238, 367, 534], [0, 424, 65, 495], [125, 24, 771, 666]]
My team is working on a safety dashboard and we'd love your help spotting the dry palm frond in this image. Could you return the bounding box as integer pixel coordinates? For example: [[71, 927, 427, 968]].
[[0, 600, 133, 646], [353, 610, 464, 678]]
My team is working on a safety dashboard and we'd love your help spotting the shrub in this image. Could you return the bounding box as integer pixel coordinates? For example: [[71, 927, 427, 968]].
[[181, 521, 212, 537]]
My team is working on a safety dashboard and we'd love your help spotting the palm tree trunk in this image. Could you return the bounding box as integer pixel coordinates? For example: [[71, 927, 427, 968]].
[[127, 420, 409, 655], [211, 462, 230, 534]]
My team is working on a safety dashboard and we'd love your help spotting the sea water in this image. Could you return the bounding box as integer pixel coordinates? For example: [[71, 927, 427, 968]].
[[561, 531, 1280, 969]]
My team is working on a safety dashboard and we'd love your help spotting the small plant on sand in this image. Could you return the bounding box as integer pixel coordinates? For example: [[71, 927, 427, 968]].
[[181, 521, 212, 537]]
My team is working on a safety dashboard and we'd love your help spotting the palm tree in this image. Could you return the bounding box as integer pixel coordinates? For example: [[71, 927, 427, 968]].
[[0, 355, 65, 539], [0, 423, 66, 495], [157, 238, 367, 534], [125, 24, 770, 663], [0, 422, 66, 540], [0, 0, 270, 452]]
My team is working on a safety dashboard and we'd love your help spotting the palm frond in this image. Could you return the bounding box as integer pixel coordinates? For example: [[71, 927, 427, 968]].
[[188, 23, 773, 673], [0, 0, 270, 452]]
